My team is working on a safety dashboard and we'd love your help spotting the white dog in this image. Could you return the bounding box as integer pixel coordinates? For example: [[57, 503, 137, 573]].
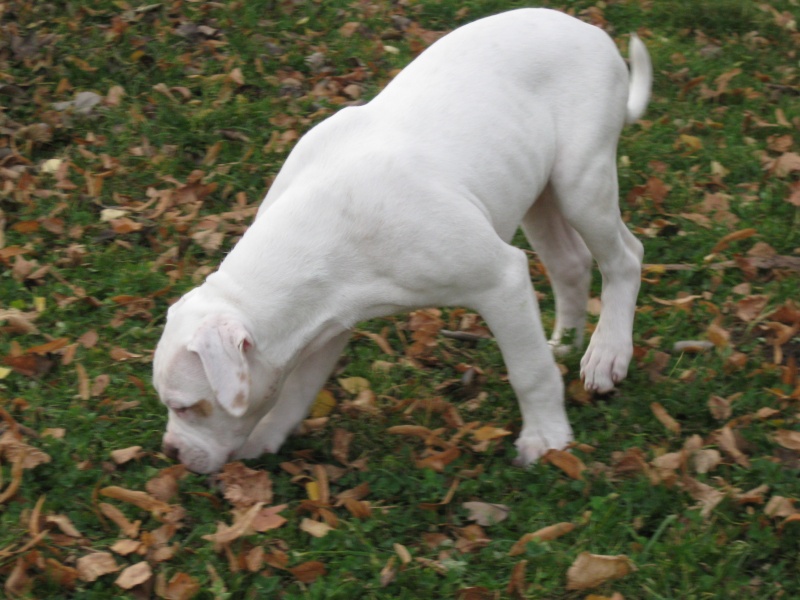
[[153, 8, 652, 474]]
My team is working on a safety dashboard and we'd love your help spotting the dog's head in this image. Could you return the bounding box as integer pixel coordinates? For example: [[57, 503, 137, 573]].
[[152, 292, 280, 473]]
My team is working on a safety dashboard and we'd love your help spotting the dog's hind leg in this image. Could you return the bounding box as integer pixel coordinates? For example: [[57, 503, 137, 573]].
[[550, 157, 643, 394], [235, 331, 350, 459], [521, 185, 593, 355], [463, 243, 573, 466]]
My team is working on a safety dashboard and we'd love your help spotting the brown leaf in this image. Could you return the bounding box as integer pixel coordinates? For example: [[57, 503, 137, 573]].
[[706, 322, 730, 349], [45, 514, 82, 537], [651, 402, 681, 434], [202, 502, 265, 546], [506, 560, 528, 599], [217, 462, 273, 508], [707, 395, 732, 420], [711, 228, 758, 253], [462, 501, 509, 526], [774, 430, 800, 451], [77, 552, 119, 582], [161, 572, 201, 600], [691, 449, 722, 474], [541, 449, 586, 480], [765, 495, 796, 518], [114, 561, 152, 590], [250, 504, 288, 532], [415, 446, 460, 472], [289, 560, 326, 583], [472, 425, 513, 442], [331, 428, 354, 465], [110, 445, 144, 465], [717, 426, 751, 468], [300, 517, 333, 538], [735, 295, 769, 322], [100, 486, 172, 516], [682, 476, 725, 518], [145, 464, 187, 502], [99, 503, 141, 538], [566, 552, 636, 590], [508, 522, 575, 556]]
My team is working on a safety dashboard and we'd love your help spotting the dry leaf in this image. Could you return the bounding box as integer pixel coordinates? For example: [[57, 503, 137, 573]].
[[289, 560, 326, 583], [542, 449, 586, 480], [110, 445, 143, 465], [508, 522, 575, 556], [114, 561, 152, 590], [251, 504, 288, 532], [651, 402, 681, 434], [217, 462, 273, 507], [161, 572, 201, 600], [77, 552, 119, 582], [300, 517, 333, 538], [310, 389, 337, 418], [462, 501, 509, 526], [202, 502, 265, 546], [774, 430, 800, 451], [707, 395, 732, 420], [100, 486, 172, 516], [566, 552, 636, 590]]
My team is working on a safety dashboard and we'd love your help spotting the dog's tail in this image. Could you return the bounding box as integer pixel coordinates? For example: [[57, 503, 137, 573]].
[[626, 33, 652, 124]]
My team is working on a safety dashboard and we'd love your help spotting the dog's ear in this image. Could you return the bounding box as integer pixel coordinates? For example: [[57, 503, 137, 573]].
[[188, 314, 254, 417]]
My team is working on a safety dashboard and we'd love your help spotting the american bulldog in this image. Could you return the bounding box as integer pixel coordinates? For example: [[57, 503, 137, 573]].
[[152, 8, 652, 473]]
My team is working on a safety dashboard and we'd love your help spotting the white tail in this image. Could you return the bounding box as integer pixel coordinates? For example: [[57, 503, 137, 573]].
[[626, 33, 652, 124]]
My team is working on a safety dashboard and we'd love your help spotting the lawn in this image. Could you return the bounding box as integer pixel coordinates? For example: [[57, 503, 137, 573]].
[[1, 0, 798, 598]]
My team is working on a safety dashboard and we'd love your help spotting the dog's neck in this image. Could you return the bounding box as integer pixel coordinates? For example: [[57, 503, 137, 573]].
[[204, 250, 347, 372]]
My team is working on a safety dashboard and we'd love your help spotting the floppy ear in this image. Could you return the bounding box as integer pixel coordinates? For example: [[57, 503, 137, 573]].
[[187, 314, 254, 417]]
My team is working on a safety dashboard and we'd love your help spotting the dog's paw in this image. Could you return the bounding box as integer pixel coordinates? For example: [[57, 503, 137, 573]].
[[580, 338, 632, 393], [513, 423, 573, 467]]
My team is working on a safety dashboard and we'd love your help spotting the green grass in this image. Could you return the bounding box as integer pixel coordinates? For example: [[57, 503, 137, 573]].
[[1, 0, 799, 598]]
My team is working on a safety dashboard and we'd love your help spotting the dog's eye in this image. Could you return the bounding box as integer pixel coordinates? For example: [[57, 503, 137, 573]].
[[173, 406, 190, 417]]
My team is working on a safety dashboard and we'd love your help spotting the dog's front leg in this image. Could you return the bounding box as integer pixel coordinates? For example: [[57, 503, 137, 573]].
[[469, 247, 573, 466], [235, 331, 351, 459]]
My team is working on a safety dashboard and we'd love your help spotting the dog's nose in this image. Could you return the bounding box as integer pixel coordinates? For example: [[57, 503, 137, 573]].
[[163, 441, 180, 461]]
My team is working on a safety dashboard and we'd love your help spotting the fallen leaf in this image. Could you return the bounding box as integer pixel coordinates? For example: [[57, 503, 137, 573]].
[[462, 501, 509, 526], [289, 560, 326, 583], [202, 502, 265, 546], [300, 517, 333, 538], [566, 552, 636, 590], [100, 486, 172, 516], [651, 402, 681, 434], [251, 504, 288, 532], [110, 445, 143, 465], [114, 561, 152, 590], [161, 572, 201, 600], [508, 522, 575, 556], [682, 476, 725, 518], [216, 462, 273, 507], [542, 449, 586, 480], [310, 389, 337, 418], [774, 430, 800, 451], [77, 552, 119, 582]]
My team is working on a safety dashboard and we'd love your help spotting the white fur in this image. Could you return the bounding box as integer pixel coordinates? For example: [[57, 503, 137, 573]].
[[152, 8, 651, 474]]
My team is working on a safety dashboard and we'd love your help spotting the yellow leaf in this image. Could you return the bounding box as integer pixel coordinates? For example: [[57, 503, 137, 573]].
[[338, 377, 370, 394], [310, 389, 337, 418], [306, 481, 320, 501], [33, 297, 46, 312]]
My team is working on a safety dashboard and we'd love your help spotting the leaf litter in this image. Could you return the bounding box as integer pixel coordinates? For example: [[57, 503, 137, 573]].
[[0, 0, 799, 597]]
